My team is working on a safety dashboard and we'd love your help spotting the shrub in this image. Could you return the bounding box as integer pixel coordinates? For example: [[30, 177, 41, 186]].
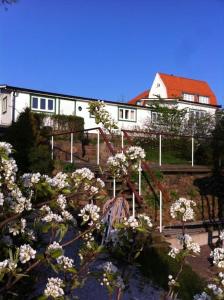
[[3, 108, 53, 174]]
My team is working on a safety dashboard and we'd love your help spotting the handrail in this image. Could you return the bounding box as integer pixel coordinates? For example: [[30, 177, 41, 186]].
[[122, 130, 170, 203], [50, 127, 101, 137], [98, 128, 143, 205], [121, 128, 215, 140]]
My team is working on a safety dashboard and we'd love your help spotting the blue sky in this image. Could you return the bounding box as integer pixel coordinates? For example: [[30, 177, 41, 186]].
[[0, 0, 224, 105]]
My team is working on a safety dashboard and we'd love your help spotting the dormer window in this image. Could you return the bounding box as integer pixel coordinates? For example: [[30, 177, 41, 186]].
[[183, 93, 194, 102], [199, 96, 209, 104]]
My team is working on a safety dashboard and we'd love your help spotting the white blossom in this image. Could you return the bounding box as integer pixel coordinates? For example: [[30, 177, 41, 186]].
[[123, 216, 139, 229], [56, 194, 67, 210], [19, 244, 36, 264], [79, 203, 100, 225], [168, 274, 176, 286], [56, 255, 74, 269], [138, 214, 153, 228], [168, 247, 180, 259], [170, 197, 196, 221], [48, 242, 62, 251], [44, 277, 64, 298], [193, 292, 211, 300], [210, 248, 224, 268], [207, 283, 223, 296]]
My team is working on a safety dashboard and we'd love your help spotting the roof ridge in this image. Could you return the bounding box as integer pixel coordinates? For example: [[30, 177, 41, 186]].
[[158, 72, 207, 83]]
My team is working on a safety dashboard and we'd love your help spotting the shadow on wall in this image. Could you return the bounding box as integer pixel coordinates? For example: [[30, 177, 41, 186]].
[[194, 172, 224, 221]]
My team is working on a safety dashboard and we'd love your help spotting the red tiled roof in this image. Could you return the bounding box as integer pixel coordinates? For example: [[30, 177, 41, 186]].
[[159, 73, 217, 105], [128, 90, 149, 105]]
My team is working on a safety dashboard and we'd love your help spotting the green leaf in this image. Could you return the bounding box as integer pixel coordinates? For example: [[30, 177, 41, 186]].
[[50, 249, 63, 259], [41, 223, 51, 233]]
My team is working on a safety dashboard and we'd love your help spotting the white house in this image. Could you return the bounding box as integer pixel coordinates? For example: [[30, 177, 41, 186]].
[[128, 73, 220, 123], [0, 85, 151, 130], [0, 73, 221, 131]]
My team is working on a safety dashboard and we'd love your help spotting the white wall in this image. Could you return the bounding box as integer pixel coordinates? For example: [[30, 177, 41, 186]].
[[148, 73, 167, 99], [59, 99, 75, 115], [177, 101, 217, 115], [75, 99, 151, 130], [14, 92, 30, 120]]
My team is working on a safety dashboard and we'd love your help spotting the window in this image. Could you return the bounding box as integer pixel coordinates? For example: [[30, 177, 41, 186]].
[[189, 109, 206, 120], [118, 107, 136, 122], [151, 111, 162, 123], [183, 93, 194, 102], [31, 96, 55, 112], [2, 96, 7, 114], [199, 96, 209, 104]]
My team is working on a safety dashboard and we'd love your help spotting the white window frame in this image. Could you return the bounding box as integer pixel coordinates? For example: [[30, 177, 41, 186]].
[[199, 96, 209, 104], [31, 96, 55, 113], [189, 109, 206, 120], [183, 93, 194, 102], [2, 96, 7, 114], [118, 107, 136, 122]]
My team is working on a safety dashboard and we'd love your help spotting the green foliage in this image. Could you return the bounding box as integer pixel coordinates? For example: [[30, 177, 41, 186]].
[[3, 108, 53, 174], [63, 162, 76, 173], [148, 102, 187, 134], [212, 112, 224, 171], [139, 243, 205, 300], [36, 113, 84, 141]]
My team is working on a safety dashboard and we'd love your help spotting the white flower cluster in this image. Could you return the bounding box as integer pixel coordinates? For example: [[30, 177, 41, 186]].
[[43, 172, 69, 190], [79, 203, 100, 226], [44, 277, 64, 298], [210, 248, 224, 268], [9, 187, 32, 214], [0, 146, 32, 214], [193, 292, 211, 300], [207, 283, 223, 296], [123, 216, 139, 229], [9, 218, 26, 236], [0, 142, 13, 155], [107, 153, 128, 178], [138, 214, 153, 228], [71, 168, 104, 196], [168, 247, 180, 259], [170, 197, 196, 221], [72, 167, 94, 181], [22, 173, 41, 187], [83, 232, 95, 249], [168, 274, 176, 286], [57, 194, 67, 210], [40, 199, 73, 223], [40, 205, 63, 223], [56, 255, 74, 270], [99, 261, 125, 290], [0, 259, 17, 272], [179, 234, 200, 254], [126, 146, 145, 161], [19, 244, 36, 264], [0, 157, 18, 187], [88, 100, 118, 131], [48, 242, 62, 252]]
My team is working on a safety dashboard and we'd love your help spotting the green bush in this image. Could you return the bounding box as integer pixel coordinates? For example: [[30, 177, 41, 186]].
[[37, 113, 84, 141], [3, 108, 53, 174]]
